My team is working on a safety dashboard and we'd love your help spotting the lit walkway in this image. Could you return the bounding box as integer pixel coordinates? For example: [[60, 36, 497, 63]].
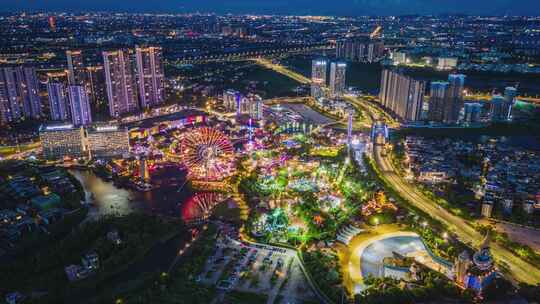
[[373, 146, 540, 284]]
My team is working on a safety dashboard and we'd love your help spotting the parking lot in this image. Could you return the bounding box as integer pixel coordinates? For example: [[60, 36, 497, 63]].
[[198, 236, 315, 303]]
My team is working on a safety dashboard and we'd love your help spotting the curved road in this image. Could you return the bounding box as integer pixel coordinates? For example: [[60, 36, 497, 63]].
[[373, 145, 540, 284]]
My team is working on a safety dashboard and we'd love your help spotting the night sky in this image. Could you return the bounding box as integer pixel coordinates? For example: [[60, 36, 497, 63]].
[[4, 0, 540, 15]]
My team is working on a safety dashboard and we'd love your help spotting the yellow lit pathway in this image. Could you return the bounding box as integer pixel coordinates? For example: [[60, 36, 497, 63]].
[[253, 58, 311, 84]]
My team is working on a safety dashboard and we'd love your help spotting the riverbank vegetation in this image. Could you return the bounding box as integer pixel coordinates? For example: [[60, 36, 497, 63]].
[[356, 270, 475, 304], [2, 213, 183, 303]]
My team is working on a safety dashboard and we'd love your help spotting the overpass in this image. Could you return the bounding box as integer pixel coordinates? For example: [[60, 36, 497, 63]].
[[372, 145, 540, 284], [253, 58, 311, 84]]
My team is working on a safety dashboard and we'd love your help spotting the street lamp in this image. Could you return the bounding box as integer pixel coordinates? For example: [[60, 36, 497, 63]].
[[374, 217, 379, 226]]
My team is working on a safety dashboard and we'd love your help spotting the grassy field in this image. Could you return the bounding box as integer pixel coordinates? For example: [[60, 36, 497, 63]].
[[225, 64, 304, 99]]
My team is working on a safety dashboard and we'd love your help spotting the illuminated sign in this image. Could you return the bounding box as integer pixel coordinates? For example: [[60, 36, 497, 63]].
[[45, 124, 74, 131], [96, 126, 119, 132]]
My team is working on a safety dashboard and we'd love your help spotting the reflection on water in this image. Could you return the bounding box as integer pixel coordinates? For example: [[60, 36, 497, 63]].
[[69, 170, 193, 218], [180, 192, 227, 223]]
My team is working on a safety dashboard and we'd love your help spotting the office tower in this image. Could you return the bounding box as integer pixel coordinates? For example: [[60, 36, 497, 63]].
[[379, 69, 425, 121], [68, 85, 92, 126], [103, 50, 139, 117], [66, 50, 86, 85], [489, 94, 507, 122], [330, 62, 347, 97], [0, 67, 42, 125], [427, 81, 449, 122], [40, 123, 85, 159], [135, 46, 165, 108], [86, 125, 130, 159], [311, 59, 327, 99], [223, 89, 242, 112], [446, 74, 466, 124], [311, 59, 327, 85], [47, 82, 69, 121], [464, 103, 482, 123]]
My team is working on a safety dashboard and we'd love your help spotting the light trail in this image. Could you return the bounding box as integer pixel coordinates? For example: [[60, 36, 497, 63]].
[[373, 145, 540, 284]]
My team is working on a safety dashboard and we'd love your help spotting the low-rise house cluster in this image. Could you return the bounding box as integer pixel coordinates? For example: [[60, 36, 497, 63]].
[[65, 252, 100, 282], [0, 166, 80, 253], [403, 136, 540, 222]]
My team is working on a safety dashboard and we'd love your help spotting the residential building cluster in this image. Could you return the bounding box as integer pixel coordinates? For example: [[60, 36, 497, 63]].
[[0, 46, 165, 128], [0, 166, 79, 251], [0, 66, 42, 125], [310, 59, 347, 99], [427, 74, 466, 124], [378, 68, 518, 125], [336, 38, 385, 63], [403, 136, 540, 223], [378, 69, 425, 122]]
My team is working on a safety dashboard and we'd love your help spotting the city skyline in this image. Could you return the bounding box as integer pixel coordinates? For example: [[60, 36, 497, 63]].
[[0, 7, 539, 304], [4, 0, 540, 16]]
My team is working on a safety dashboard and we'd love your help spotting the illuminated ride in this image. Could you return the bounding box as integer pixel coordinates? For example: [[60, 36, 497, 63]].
[[181, 192, 228, 223], [176, 127, 235, 181]]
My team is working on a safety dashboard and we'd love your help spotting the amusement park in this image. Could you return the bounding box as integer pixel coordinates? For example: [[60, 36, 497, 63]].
[[82, 95, 512, 304], [3, 7, 540, 304]]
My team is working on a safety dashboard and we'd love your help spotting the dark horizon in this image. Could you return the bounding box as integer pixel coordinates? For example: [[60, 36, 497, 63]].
[[3, 0, 540, 16]]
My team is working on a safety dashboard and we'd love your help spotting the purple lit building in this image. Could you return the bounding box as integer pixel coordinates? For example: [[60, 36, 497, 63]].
[[68, 85, 92, 126], [103, 50, 139, 117]]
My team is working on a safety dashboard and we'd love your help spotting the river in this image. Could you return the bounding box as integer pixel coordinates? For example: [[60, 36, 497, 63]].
[[69, 170, 194, 219]]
